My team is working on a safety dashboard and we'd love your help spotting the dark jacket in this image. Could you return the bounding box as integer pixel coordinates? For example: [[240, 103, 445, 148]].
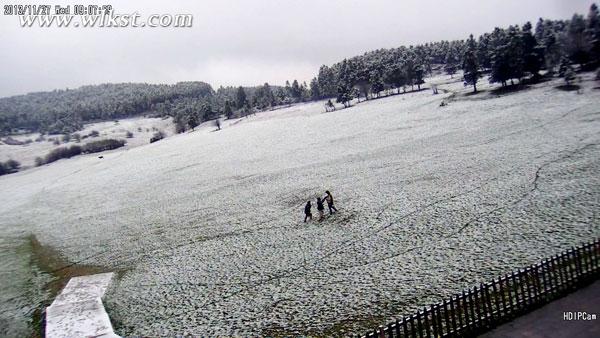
[[304, 202, 312, 214], [317, 199, 324, 211]]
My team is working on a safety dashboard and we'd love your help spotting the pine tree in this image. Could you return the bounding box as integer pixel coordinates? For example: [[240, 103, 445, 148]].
[[475, 34, 491, 71], [543, 33, 562, 73], [336, 59, 354, 108], [317, 65, 337, 98], [463, 34, 480, 93], [404, 56, 416, 90], [521, 22, 544, 79], [223, 100, 233, 119], [291, 80, 302, 101], [384, 58, 407, 93], [587, 4, 600, 66], [201, 102, 212, 121], [559, 57, 576, 85], [444, 49, 458, 77], [309, 78, 321, 100], [370, 71, 385, 97], [490, 28, 511, 86], [506, 25, 525, 83], [566, 14, 590, 65], [235, 86, 247, 109], [187, 113, 198, 130], [414, 64, 425, 90]]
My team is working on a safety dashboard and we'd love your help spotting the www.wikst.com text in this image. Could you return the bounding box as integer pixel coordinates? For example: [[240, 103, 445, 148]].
[[4, 4, 193, 28]]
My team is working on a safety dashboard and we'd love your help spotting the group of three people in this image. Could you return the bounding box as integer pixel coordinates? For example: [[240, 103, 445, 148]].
[[304, 190, 338, 222]]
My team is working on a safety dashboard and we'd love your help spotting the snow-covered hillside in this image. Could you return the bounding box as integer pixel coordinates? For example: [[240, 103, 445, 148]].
[[1, 74, 599, 336], [0, 116, 175, 168]]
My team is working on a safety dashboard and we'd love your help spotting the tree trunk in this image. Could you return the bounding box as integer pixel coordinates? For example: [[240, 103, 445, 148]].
[[473, 83, 477, 93]]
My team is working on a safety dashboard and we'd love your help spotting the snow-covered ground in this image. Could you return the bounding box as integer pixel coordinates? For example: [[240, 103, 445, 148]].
[[1, 74, 599, 336], [0, 116, 175, 168]]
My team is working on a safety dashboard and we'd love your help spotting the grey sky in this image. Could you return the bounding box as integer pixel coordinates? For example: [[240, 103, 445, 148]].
[[0, 0, 594, 97]]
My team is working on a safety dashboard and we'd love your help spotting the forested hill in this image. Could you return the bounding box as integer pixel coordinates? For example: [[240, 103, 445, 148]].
[[1, 3, 598, 136], [0, 82, 213, 135], [0, 80, 299, 136]]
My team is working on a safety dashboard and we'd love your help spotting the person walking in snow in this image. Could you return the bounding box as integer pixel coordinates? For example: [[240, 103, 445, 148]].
[[316, 197, 325, 221], [323, 190, 338, 215], [304, 201, 313, 223]]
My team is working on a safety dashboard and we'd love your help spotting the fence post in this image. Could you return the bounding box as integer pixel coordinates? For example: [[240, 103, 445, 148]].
[[509, 272, 519, 311], [410, 314, 417, 338], [524, 268, 534, 308], [550, 255, 561, 295], [416, 311, 423, 338], [435, 303, 444, 336], [566, 249, 575, 288], [473, 286, 482, 333], [518, 269, 528, 310], [497, 277, 507, 316], [443, 299, 451, 336], [505, 275, 514, 316], [462, 290, 470, 329], [431, 304, 438, 338], [588, 242, 597, 275], [423, 307, 431, 338], [572, 247, 583, 286], [491, 279, 501, 318], [379, 325, 386, 338], [483, 283, 495, 327], [592, 239, 598, 269], [467, 287, 477, 330], [449, 296, 458, 335], [540, 260, 549, 301], [395, 319, 401, 338], [403, 316, 409, 338], [532, 265, 541, 305], [561, 251, 573, 291], [456, 294, 464, 332], [583, 242, 593, 278]]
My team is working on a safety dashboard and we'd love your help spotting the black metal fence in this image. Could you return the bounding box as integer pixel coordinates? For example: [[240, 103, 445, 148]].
[[359, 238, 600, 338]]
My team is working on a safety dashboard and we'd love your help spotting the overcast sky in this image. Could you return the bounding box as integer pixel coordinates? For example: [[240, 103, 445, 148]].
[[0, 0, 594, 97]]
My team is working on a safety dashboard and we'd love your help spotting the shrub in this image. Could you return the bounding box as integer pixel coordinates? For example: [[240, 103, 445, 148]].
[[0, 159, 21, 175], [72, 133, 81, 142], [150, 131, 165, 143], [2, 136, 25, 145], [5, 159, 20, 173], [53, 139, 60, 145], [43, 145, 82, 164], [89, 130, 100, 137], [35, 135, 45, 142], [125, 131, 134, 138], [82, 139, 125, 153], [62, 134, 71, 143], [137, 127, 142, 132], [34, 157, 44, 167]]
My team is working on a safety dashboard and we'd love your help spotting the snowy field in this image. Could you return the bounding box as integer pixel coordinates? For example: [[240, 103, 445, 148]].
[[1, 74, 600, 336], [0, 116, 175, 168]]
